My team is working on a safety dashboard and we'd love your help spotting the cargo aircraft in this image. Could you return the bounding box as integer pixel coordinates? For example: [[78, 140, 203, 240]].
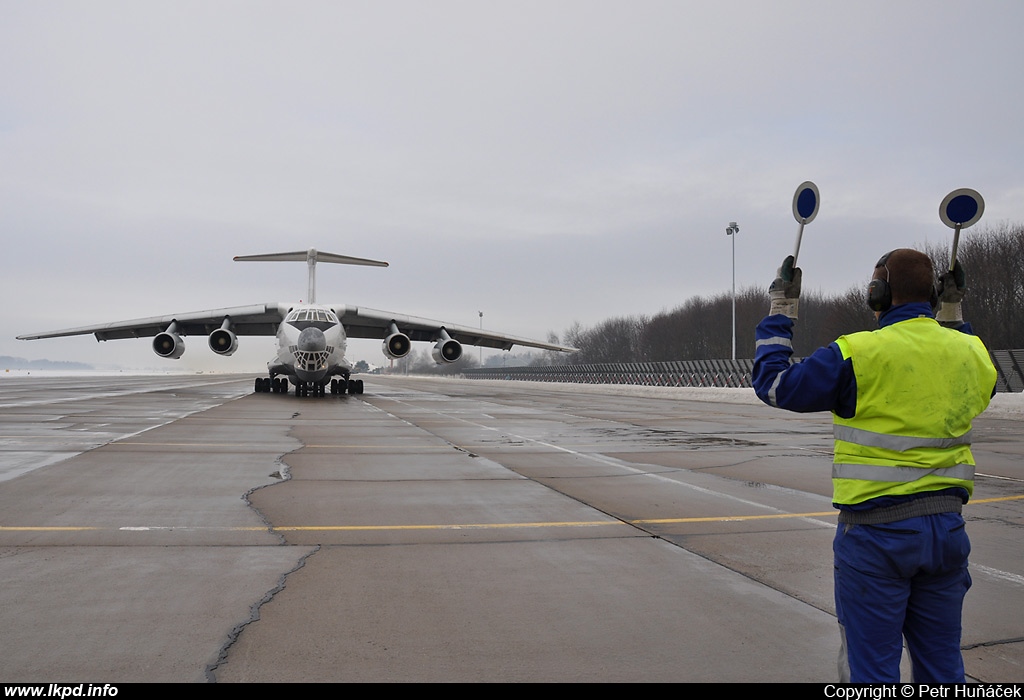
[[17, 249, 576, 396]]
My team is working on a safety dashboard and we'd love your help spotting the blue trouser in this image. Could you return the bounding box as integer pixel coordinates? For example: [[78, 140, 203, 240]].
[[833, 512, 972, 683]]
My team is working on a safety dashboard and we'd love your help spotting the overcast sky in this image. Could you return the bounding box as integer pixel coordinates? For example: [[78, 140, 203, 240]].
[[2, 1, 1022, 371]]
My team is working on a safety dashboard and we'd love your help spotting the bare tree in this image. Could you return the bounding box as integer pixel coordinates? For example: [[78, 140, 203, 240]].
[[923, 223, 1024, 350]]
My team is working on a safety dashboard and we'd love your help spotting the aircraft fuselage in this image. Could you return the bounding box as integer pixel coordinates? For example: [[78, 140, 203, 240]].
[[272, 305, 351, 386]]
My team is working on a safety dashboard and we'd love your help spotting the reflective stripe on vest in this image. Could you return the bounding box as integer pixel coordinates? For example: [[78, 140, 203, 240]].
[[833, 425, 973, 452], [832, 462, 975, 483]]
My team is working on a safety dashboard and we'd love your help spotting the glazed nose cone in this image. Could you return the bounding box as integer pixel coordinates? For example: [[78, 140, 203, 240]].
[[297, 326, 327, 352]]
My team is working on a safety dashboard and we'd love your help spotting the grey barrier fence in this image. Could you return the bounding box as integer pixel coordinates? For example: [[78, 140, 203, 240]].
[[463, 351, 1024, 393]]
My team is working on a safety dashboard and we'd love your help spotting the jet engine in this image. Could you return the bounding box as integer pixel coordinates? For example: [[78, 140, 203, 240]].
[[431, 329, 462, 364], [382, 332, 411, 360], [153, 330, 185, 359], [209, 328, 238, 356]]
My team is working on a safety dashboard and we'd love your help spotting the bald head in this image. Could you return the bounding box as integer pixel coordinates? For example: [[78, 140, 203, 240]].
[[873, 248, 936, 306]]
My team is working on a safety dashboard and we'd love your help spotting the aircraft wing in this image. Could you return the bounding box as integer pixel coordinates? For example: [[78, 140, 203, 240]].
[[333, 305, 577, 353], [18, 301, 577, 353], [17, 303, 289, 341]]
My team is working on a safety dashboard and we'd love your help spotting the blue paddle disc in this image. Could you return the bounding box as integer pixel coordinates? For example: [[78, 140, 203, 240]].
[[792, 181, 819, 224], [939, 188, 984, 229]]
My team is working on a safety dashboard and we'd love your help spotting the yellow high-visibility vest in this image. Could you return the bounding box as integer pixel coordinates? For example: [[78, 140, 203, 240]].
[[832, 317, 996, 505]]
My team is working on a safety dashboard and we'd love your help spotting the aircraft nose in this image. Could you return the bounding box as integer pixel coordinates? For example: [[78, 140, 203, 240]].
[[297, 327, 327, 352]]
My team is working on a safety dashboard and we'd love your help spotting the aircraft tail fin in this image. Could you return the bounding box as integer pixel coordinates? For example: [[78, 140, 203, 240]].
[[234, 248, 388, 303]]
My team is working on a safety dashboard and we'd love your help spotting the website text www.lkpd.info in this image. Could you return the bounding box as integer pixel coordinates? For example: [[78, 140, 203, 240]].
[[4, 686, 117, 698]]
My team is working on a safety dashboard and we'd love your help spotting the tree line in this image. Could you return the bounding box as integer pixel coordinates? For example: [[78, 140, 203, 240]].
[[556, 222, 1023, 364]]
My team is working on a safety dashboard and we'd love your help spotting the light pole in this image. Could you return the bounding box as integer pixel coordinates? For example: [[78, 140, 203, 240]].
[[725, 222, 739, 361], [478, 311, 483, 364]]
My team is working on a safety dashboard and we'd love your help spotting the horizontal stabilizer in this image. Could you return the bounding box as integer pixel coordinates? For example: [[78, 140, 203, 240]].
[[234, 248, 387, 304], [233, 249, 388, 268]]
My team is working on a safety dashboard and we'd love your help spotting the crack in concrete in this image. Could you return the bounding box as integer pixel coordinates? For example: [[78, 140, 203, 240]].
[[204, 544, 320, 682], [204, 417, 311, 681], [963, 636, 1024, 650]]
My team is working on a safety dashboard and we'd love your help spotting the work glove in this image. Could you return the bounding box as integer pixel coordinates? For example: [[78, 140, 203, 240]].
[[935, 260, 966, 326], [769, 255, 801, 319]]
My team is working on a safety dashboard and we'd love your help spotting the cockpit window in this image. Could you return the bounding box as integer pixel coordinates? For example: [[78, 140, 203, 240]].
[[285, 308, 339, 324]]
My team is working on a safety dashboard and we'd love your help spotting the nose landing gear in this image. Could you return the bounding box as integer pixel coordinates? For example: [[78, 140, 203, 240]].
[[292, 382, 326, 397]]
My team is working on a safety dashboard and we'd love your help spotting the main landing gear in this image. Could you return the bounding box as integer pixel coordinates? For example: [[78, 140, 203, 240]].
[[254, 377, 289, 393], [330, 378, 364, 395]]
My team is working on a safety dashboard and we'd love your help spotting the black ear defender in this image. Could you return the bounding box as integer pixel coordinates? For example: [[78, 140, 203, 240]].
[[867, 251, 893, 312]]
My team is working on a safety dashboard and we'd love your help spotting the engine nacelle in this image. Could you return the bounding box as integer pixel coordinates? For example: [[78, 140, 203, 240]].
[[432, 338, 463, 364], [209, 328, 238, 356], [153, 331, 185, 359], [382, 332, 411, 360]]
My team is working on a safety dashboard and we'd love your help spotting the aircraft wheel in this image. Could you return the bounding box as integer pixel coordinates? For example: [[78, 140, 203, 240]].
[[254, 378, 262, 393], [294, 383, 302, 397], [355, 379, 364, 394]]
